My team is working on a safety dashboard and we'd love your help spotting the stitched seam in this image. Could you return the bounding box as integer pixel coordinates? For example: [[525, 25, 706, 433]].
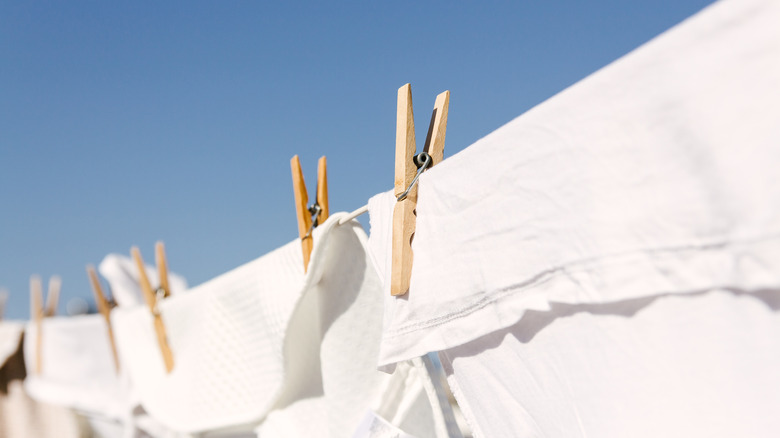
[[383, 231, 780, 339]]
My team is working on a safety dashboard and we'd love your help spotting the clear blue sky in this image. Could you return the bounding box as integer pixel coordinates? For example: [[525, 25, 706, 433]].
[[0, 0, 714, 319]]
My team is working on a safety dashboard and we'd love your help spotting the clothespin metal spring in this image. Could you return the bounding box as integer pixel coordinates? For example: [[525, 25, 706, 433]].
[[303, 203, 322, 239], [396, 152, 432, 202]]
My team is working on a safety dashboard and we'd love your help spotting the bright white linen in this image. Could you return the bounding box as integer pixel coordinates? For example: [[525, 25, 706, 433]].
[[113, 214, 438, 436], [99, 253, 188, 308], [368, 0, 780, 366], [23, 314, 126, 420], [439, 289, 780, 437]]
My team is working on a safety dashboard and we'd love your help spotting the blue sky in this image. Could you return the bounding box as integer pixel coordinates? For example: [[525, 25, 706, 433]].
[[0, 1, 714, 319]]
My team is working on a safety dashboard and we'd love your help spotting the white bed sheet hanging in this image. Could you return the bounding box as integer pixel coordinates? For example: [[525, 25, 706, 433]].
[[439, 289, 780, 438], [368, 0, 780, 367]]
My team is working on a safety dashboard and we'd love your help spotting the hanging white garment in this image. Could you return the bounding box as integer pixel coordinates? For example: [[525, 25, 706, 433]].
[[0, 322, 88, 438], [369, 0, 780, 367], [24, 315, 125, 419], [438, 289, 780, 437], [112, 214, 439, 437], [22, 314, 138, 437], [366, 0, 780, 436], [99, 253, 188, 308]]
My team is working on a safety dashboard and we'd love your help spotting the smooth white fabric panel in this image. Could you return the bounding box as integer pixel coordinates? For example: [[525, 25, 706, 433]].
[[369, 0, 780, 366], [439, 289, 780, 438]]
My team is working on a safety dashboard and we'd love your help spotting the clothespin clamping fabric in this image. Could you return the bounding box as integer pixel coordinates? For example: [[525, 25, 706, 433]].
[[291, 155, 329, 272], [131, 241, 175, 373], [86, 265, 120, 372], [391, 83, 449, 296], [29, 274, 61, 374]]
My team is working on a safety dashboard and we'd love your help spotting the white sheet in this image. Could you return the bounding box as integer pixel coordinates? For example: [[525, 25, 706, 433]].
[[368, 0, 780, 366], [439, 289, 780, 437]]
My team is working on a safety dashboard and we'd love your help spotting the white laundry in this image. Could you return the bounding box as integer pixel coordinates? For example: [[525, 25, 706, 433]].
[[0, 322, 88, 438], [23, 314, 126, 421], [369, 0, 780, 367], [112, 214, 439, 436], [440, 289, 780, 437], [99, 253, 188, 308]]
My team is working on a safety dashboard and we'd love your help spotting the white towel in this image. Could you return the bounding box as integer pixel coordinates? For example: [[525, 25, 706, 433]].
[[113, 214, 437, 436], [99, 253, 188, 308], [368, 0, 780, 367]]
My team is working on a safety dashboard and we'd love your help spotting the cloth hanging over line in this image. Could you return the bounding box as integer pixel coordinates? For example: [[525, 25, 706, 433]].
[[0, 325, 88, 438], [23, 314, 127, 421], [369, 0, 780, 367], [99, 253, 188, 308], [111, 213, 446, 437]]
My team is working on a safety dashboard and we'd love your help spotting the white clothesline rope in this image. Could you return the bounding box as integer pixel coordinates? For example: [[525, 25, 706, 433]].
[[338, 204, 368, 225]]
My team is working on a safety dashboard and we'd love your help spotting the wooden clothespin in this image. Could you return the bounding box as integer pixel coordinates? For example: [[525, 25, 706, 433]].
[[131, 241, 174, 373], [291, 155, 329, 272], [86, 265, 120, 372], [29, 275, 61, 374], [391, 84, 449, 296], [44, 276, 60, 317]]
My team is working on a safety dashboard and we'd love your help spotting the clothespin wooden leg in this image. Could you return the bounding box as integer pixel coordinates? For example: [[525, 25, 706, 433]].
[[156, 241, 171, 298], [317, 156, 329, 224], [291, 155, 314, 272], [391, 84, 418, 297], [423, 91, 450, 166], [44, 276, 60, 317], [132, 246, 175, 373], [391, 84, 450, 297], [30, 275, 44, 374], [87, 265, 120, 373]]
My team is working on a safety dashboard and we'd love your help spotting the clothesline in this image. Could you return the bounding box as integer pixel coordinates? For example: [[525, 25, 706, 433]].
[[338, 204, 369, 225]]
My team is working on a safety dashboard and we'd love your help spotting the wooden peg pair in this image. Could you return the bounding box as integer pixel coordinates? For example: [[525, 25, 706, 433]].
[[29, 275, 61, 374], [391, 84, 450, 296], [131, 241, 175, 373], [291, 155, 329, 272], [86, 265, 120, 372]]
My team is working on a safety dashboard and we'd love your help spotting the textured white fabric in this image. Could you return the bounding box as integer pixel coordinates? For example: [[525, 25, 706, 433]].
[[368, 0, 780, 366], [113, 214, 435, 436], [23, 314, 125, 420], [440, 289, 780, 437], [0, 321, 23, 369], [256, 218, 441, 438], [99, 253, 188, 308]]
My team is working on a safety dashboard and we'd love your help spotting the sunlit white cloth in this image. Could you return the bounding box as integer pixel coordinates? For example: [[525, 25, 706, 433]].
[[113, 214, 441, 437], [99, 253, 188, 308]]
